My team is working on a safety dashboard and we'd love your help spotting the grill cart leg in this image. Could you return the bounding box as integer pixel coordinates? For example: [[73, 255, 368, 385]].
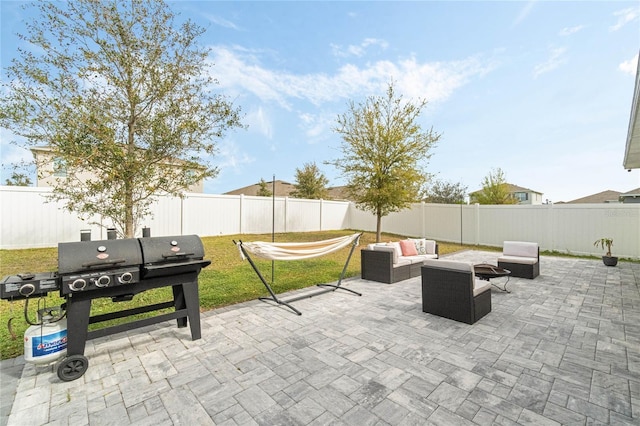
[[172, 285, 188, 328], [173, 280, 201, 340], [65, 298, 91, 356], [57, 297, 92, 381]]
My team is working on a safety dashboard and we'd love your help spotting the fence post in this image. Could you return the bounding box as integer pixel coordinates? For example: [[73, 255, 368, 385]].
[[475, 203, 480, 246], [239, 194, 244, 235], [547, 203, 554, 253]]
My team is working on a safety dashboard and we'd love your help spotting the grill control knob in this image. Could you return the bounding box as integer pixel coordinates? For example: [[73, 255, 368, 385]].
[[19, 284, 36, 297], [96, 275, 111, 287], [118, 272, 133, 284], [70, 279, 86, 291]]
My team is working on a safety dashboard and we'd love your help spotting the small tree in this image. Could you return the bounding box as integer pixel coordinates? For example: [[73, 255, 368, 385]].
[[328, 82, 441, 242], [290, 162, 329, 200], [4, 171, 32, 187], [0, 0, 243, 237], [424, 179, 467, 204], [472, 168, 517, 204], [256, 178, 273, 197]]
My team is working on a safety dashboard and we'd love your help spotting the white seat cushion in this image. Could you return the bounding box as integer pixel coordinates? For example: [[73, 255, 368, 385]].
[[498, 255, 538, 265], [423, 259, 473, 273], [473, 278, 491, 296]]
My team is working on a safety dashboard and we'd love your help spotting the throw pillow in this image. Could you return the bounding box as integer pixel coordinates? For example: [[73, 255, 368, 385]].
[[388, 242, 402, 263], [410, 238, 427, 255], [399, 239, 418, 256], [424, 240, 436, 255]]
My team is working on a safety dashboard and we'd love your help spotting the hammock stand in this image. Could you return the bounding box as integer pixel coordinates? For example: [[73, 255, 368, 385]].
[[234, 233, 362, 315]]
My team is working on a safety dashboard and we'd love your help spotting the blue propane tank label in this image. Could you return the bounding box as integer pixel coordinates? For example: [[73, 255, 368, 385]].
[[30, 330, 67, 357]]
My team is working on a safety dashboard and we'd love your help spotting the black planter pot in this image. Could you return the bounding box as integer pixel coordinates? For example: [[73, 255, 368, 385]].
[[602, 256, 618, 267]]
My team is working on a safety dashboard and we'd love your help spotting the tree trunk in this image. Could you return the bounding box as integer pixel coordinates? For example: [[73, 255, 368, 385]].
[[376, 213, 382, 243]]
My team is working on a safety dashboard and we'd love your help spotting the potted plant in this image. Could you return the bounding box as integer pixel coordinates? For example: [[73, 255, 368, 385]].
[[593, 238, 618, 266]]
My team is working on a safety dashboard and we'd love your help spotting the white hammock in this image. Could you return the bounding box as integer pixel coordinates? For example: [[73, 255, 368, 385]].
[[238, 233, 361, 261]]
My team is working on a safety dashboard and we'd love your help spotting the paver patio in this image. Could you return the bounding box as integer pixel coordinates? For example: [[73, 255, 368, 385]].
[[2, 250, 639, 425]]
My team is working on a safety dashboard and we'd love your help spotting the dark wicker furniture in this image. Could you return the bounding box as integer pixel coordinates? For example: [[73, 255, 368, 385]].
[[497, 241, 540, 279], [361, 243, 438, 284], [421, 260, 491, 325]]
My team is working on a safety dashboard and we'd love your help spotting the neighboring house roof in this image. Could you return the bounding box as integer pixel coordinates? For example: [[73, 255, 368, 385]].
[[469, 183, 542, 197], [566, 190, 622, 204], [224, 180, 296, 197], [224, 180, 350, 200], [624, 50, 640, 170], [620, 187, 640, 201]]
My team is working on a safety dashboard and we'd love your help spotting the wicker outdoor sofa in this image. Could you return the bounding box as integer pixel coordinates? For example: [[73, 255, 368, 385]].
[[360, 239, 439, 284]]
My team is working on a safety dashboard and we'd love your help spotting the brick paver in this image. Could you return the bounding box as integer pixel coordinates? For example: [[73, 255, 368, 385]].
[[2, 251, 639, 425]]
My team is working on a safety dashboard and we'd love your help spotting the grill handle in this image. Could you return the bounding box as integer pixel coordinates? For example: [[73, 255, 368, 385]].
[[161, 252, 195, 258], [81, 258, 127, 268]]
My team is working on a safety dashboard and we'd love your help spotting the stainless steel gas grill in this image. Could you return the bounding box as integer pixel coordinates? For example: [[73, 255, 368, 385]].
[[1, 234, 210, 382]]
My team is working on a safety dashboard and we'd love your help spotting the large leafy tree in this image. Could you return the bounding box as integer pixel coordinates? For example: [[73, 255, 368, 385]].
[[290, 162, 329, 200], [0, 0, 243, 237], [424, 179, 468, 204], [328, 83, 441, 242], [472, 168, 517, 204]]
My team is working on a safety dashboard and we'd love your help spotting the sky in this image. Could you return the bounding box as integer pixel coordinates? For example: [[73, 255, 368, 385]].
[[1, 1, 639, 203]]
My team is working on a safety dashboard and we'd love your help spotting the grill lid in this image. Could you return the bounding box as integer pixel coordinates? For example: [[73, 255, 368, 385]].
[[138, 235, 205, 265], [138, 235, 210, 278], [58, 239, 143, 274]]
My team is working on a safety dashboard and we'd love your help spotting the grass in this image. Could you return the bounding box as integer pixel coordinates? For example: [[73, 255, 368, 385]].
[[0, 230, 489, 360]]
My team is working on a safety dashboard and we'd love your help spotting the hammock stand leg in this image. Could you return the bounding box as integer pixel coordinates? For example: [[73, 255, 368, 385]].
[[315, 233, 362, 296], [236, 233, 362, 316], [237, 241, 302, 316]]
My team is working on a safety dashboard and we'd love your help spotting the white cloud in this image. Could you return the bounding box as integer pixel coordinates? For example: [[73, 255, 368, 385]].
[[201, 13, 241, 30], [511, 1, 536, 28], [610, 7, 639, 31], [331, 38, 389, 58], [213, 138, 254, 172], [207, 45, 492, 107], [619, 53, 639, 75], [532, 47, 567, 78], [298, 111, 335, 143], [559, 25, 584, 36], [245, 107, 273, 139]]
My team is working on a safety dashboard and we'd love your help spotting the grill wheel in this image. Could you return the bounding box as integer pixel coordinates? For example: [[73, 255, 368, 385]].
[[56, 354, 89, 382]]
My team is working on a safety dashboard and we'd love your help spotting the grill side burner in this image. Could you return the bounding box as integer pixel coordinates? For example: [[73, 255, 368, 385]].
[[0, 272, 59, 300]]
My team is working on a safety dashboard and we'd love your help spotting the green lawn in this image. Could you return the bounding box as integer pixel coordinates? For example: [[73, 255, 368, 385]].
[[0, 230, 489, 360]]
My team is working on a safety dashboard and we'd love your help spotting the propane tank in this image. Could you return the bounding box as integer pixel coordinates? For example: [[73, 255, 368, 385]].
[[24, 316, 67, 365]]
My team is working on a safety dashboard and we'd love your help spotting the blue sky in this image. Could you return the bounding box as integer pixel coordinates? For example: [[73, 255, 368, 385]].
[[1, 1, 639, 203]]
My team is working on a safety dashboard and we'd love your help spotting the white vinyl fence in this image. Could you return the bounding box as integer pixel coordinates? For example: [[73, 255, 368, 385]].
[[1, 186, 638, 259]]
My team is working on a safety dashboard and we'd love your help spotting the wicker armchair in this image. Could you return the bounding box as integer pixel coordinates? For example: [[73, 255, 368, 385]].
[[421, 260, 491, 324], [497, 241, 539, 279]]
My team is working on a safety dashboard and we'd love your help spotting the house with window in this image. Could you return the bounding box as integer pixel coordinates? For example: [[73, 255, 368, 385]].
[[30, 146, 204, 193], [619, 188, 640, 203], [469, 183, 543, 205]]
